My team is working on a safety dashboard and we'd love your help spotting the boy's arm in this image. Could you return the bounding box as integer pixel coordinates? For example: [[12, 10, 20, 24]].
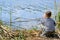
[[38, 19, 45, 25]]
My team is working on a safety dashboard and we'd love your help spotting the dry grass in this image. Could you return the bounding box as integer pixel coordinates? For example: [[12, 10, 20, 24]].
[[0, 30, 60, 40], [0, 25, 60, 40]]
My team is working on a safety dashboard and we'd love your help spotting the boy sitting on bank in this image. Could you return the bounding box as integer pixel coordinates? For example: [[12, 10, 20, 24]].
[[40, 11, 56, 37]]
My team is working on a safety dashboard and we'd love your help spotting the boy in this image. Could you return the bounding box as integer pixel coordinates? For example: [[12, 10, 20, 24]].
[[40, 11, 56, 37]]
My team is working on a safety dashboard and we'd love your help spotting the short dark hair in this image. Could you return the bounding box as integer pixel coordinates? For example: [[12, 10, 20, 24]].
[[45, 11, 52, 18]]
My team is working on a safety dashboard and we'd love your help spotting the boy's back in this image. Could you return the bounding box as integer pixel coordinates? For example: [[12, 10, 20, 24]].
[[42, 18, 56, 31]]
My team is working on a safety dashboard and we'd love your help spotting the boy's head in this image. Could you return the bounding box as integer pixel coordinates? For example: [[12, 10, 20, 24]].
[[43, 11, 52, 18]]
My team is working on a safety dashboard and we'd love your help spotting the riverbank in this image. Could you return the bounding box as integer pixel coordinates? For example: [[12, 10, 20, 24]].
[[0, 25, 60, 40]]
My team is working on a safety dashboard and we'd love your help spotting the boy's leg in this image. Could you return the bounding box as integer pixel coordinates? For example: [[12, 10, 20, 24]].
[[40, 31, 58, 38], [40, 31, 47, 37]]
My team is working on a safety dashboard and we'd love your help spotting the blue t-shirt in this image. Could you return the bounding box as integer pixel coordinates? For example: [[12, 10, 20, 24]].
[[40, 18, 56, 31]]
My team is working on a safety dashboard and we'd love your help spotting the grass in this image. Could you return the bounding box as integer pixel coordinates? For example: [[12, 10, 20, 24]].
[[0, 25, 60, 40]]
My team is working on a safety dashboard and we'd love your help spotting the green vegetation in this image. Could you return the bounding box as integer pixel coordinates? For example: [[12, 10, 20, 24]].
[[0, 6, 3, 26], [0, 20, 3, 25], [9, 10, 12, 27], [57, 12, 60, 29], [32, 26, 38, 31]]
